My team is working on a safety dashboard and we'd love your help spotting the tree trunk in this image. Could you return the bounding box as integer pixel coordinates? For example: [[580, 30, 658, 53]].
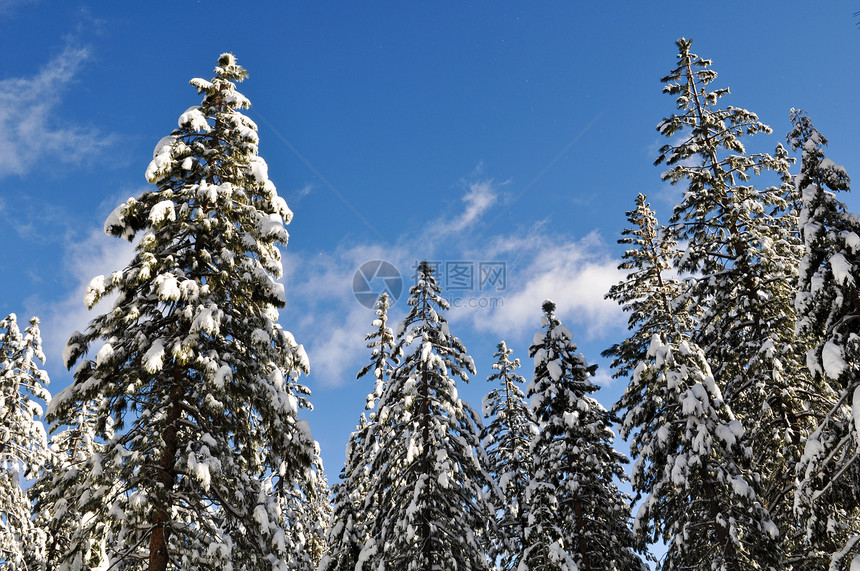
[[702, 466, 742, 571], [420, 364, 433, 571], [149, 383, 182, 571], [575, 498, 589, 571]]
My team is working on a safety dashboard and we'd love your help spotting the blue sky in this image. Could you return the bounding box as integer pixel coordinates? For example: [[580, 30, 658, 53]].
[[2, 0, 860, 483]]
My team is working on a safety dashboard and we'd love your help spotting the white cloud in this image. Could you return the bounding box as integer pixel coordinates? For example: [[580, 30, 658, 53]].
[[280, 181, 626, 387], [449, 229, 626, 342], [281, 242, 413, 388], [449, 180, 497, 233], [0, 43, 112, 178], [590, 368, 616, 388], [280, 178, 511, 388]]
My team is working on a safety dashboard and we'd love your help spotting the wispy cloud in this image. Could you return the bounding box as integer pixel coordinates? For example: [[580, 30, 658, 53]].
[[31, 189, 145, 379], [0, 0, 37, 18], [431, 179, 500, 237], [0, 43, 112, 178], [282, 242, 413, 389], [287, 183, 314, 204]]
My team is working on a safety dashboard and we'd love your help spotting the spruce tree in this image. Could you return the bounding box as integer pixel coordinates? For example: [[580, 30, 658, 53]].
[[628, 333, 779, 571], [480, 341, 537, 569], [43, 54, 315, 570], [280, 447, 330, 570], [0, 314, 51, 569], [320, 416, 371, 571], [523, 301, 643, 571], [322, 294, 398, 571], [304, 457, 333, 568], [656, 38, 810, 562], [603, 193, 692, 378], [359, 261, 495, 570], [788, 110, 860, 570], [32, 398, 114, 570], [606, 194, 779, 570], [356, 292, 397, 411]]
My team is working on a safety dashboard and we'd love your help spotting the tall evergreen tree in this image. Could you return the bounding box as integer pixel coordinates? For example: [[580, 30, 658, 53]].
[[356, 292, 397, 411], [43, 53, 315, 571], [304, 455, 333, 568], [523, 301, 644, 571], [603, 193, 692, 378], [0, 314, 51, 569], [656, 38, 810, 561], [280, 446, 331, 570], [788, 110, 860, 570], [321, 293, 397, 571], [33, 398, 114, 571], [480, 341, 537, 569], [607, 193, 779, 570], [359, 261, 495, 570], [319, 416, 370, 571]]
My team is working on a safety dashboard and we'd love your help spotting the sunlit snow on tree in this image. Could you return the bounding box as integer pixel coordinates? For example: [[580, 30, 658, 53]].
[[654, 38, 813, 568], [788, 109, 860, 570], [358, 261, 497, 570], [480, 340, 537, 569], [0, 314, 51, 570], [522, 300, 644, 571]]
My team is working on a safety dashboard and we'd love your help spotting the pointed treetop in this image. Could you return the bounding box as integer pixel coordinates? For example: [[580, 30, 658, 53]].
[[215, 52, 249, 82], [416, 259, 434, 278], [787, 108, 850, 194], [541, 299, 556, 315]]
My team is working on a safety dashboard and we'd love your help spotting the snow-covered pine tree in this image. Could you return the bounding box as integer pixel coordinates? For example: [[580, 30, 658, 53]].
[[628, 333, 779, 571], [603, 193, 693, 378], [43, 53, 314, 571], [359, 261, 496, 570], [523, 301, 644, 571], [788, 110, 860, 570], [280, 446, 331, 570], [32, 398, 114, 570], [304, 456, 333, 567], [320, 293, 398, 571], [0, 314, 51, 570], [605, 194, 779, 570], [356, 292, 397, 411], [319, 416, 371, 571], [480, 341, 537, 569], [656, 39, 810, 557]]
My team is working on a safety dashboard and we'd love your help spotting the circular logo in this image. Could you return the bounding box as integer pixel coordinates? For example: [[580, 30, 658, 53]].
[[352, 260, 403, 309]]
